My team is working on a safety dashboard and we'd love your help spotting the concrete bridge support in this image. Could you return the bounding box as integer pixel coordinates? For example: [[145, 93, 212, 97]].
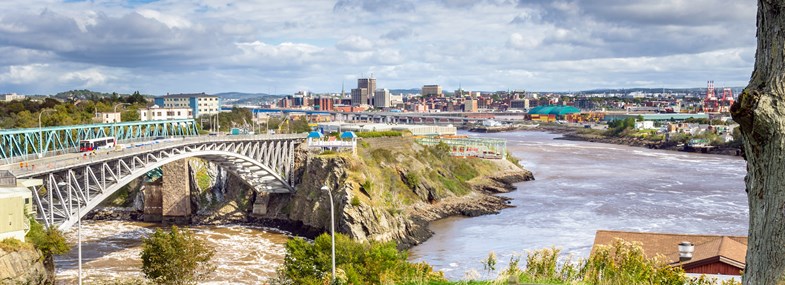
[[162, 159, 192, 224]]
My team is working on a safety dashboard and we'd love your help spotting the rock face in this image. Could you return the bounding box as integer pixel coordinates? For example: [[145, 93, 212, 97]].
[[252, 141, 535, 248], [0, 247, 50, 285]]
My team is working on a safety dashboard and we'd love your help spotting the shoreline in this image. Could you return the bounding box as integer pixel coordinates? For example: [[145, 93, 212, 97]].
[[466, 124, 743, 157]]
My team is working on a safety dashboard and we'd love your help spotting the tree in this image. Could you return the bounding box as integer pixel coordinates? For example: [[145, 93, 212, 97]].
[[140, 226, 215, 284], [730, 1, 785, 283]]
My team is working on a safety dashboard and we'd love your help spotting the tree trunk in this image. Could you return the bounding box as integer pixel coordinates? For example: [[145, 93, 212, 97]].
[[731, 1, 785, 284]]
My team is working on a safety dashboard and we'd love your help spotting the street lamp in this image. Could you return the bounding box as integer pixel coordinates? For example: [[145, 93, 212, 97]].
[[112, 103, 130, 137], [37, 109, 55, 158], [321, 185, 336, 283]]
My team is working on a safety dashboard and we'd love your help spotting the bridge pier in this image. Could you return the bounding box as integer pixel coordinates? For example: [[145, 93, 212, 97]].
[[162, 159, 192, 225]]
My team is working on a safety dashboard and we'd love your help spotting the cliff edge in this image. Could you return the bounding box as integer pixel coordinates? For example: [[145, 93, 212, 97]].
[[254, 136, 534, 248]]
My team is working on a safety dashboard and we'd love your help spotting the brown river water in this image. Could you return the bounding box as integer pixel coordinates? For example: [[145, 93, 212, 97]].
[[54, 131, 748, 282]]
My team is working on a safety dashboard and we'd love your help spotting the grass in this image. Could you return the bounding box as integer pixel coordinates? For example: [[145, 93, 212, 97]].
[[0, 238, 31, 252], [355, 131, 404, 138]]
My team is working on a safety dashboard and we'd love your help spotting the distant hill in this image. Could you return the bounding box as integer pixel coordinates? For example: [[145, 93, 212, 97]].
[[388, 88, 421, 94], [213, 92, 285, 105], [53, 89, 152, 100]]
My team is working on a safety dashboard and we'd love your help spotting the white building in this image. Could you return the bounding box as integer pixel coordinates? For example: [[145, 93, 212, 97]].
[[1, 93, 25, 102], [154, 93, 220, 118], [634, 121, 656, 130], [374, 88, 391, 108], [96, 112, 122, 123], [139, 105, 193, 121]]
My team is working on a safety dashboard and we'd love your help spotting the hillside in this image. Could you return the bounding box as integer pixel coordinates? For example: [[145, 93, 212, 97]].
[[257, 136, 534, 247]]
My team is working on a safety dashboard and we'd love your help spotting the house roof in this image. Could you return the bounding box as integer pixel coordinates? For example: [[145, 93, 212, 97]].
[[307, 131, 323, 139], [592, 230, 747, 269]]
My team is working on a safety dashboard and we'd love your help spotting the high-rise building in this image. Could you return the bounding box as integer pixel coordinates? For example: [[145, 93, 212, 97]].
[[351, 77, 376, 106], [351, 88, 368, 106], [422, 85, 442, 97], [374, 89, 391, 108]]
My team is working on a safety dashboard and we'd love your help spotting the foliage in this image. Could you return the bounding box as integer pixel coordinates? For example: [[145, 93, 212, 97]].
[[362, 180, 373, 193], [320, 150, 337, 156], [140, 226, 216, 285], [0, 238, 31, 252], [25, 217, 70, 257], [427, 142, 452, 158], [404, 172, 421, 190], [506, 153, 521, 166], [0, 93, 151, 129], [355, 131, 404, 138], [202, 107, 253, 132], [279, 233, 445, 285], [289, 116, 313, 133], [350, 196, 361, 207], [606, 117, 637, 136]]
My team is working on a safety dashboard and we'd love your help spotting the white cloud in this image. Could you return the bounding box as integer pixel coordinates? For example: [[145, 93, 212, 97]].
[[0, 0, 758, 94], [507, 33, 541, 49], [59, 68, 108, 87], [0, 64, 48, 84], [336, 36, 375, 52]]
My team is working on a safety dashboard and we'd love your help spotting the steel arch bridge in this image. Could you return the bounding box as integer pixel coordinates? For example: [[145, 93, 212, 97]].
[[11, 134, 305, 230], [0, 119, 199, 164]]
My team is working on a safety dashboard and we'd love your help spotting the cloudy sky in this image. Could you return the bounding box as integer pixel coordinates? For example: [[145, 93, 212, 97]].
[[0, 0, 756, 95]]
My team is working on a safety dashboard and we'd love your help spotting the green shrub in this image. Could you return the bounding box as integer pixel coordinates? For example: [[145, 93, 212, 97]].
[[0, 238, 30, 252], [141, 226, 216, 285], [404, 172, 420, 190], [320, 150, 337, 156], [355, 131, 403, 138], [350, 196, 361, 207], [506, 153, 521, 166], [361, 180, 373, 193], [25, 217, 69, 257], [279, 233, 445, 285]]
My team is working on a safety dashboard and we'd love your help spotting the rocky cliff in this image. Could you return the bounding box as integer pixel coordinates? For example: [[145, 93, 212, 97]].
[[0, 247, 50, 285], [251, 137, 534, 248]]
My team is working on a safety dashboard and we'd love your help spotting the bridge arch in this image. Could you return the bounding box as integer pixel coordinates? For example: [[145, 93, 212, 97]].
[[16, 135, 304, 230]]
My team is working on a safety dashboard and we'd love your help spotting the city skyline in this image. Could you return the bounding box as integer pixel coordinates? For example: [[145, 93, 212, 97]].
[[0, 0, 756, 95]]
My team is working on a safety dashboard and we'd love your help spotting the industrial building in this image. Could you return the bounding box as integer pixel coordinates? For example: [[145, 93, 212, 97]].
[[527, 105, 581, 122]]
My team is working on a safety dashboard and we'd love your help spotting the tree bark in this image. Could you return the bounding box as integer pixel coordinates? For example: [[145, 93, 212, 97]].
[[731, 1, 785, 284]]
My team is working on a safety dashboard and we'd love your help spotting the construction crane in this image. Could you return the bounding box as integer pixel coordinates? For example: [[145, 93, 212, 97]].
[[720, 88, 734, 113], [703, 80, 719, 113]]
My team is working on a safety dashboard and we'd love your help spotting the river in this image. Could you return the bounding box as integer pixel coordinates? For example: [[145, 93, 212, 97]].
[[408, 131, 748, 280], [54, 131, 748, 283], [54, 222, 289, 284]]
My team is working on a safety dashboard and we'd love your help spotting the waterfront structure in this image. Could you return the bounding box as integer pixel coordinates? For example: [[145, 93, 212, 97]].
[[374, 89, 391, 108], [139, 105, 193, 121], [154, 93, 221, 118], [317, 122, 456, 136], [527, 105, 581, 122], [422, 85, 442, 97], [416, 137, 507, 159], [95, 112, 121, 123], [592, 230, 746, 276]]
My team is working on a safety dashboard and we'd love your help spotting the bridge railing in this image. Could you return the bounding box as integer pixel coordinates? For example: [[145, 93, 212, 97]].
[[8, 133, 306, 177], [0, 119, 200, 164]]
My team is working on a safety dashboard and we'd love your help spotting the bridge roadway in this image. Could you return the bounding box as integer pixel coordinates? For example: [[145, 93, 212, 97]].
[[5, 133, 306, 230]]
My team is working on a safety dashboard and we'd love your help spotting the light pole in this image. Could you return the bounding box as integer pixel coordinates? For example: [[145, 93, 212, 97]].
[[320, 185, 335, 283], [77, 195, 82, 285], [37, 109, 55, 158], [112, 103, 130, 137]]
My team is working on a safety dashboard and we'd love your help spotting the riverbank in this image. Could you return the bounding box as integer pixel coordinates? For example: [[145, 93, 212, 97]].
[[533, 124, 742, 156]]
